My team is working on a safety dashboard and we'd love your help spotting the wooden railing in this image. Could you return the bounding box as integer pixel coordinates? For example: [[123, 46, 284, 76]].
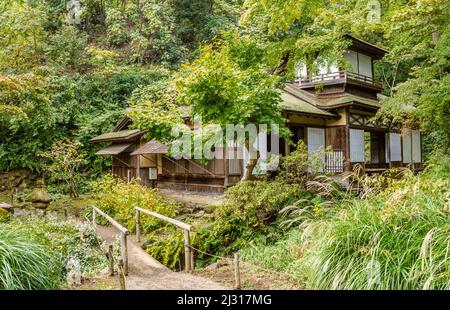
[[298, 71, 382, 88], [91, 206, 129, 275], [325, 150, 344, 173], [135, 207, 194, 272]]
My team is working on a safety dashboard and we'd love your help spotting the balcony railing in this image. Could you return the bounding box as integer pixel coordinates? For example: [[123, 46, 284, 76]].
[[298, 71, 382, 89]]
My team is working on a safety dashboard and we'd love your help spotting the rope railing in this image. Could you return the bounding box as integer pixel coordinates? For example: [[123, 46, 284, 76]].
[[134, 204, 295, 287], [186, 244, 297, 289]]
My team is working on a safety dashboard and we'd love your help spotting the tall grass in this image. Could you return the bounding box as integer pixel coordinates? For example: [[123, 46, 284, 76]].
[[241, 153, 450, 289], [0, 224, 62, 290], [297, 163, 450, 290]]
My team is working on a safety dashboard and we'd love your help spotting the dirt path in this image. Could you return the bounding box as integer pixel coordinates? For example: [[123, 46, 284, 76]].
[[96, 225, 227, 290]]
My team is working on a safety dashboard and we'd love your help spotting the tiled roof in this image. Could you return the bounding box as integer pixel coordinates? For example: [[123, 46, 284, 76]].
[[95, 143, 134, 155], [280, 89, 337, 118], [284, 82, 381, 110], [90, 129, 145, 143], [130, 140, 168, 155]]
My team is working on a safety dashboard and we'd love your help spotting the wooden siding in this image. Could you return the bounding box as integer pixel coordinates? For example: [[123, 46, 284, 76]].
[[325, 126, 348, 159]]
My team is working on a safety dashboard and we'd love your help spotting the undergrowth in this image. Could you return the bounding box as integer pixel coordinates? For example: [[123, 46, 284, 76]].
[[89, 174, 178, 233]]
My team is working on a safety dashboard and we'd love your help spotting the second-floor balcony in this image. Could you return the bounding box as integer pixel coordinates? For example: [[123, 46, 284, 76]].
[[297, 71, 382, 91]]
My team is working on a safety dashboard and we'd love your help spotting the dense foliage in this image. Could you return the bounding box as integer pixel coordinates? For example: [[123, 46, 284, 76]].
[[1, 0, 449, 291], [0, 217, 108, 290], [0, 0, 240, 188], [90, 175, 178, 233], [241, 0, 450, 153]]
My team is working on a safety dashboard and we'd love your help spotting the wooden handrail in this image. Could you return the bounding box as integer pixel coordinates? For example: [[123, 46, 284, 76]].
[[135, 207, 192, 231], [135, 206, 193, 271], [92, 206, 129, 234], [91, 206, 129, 275]]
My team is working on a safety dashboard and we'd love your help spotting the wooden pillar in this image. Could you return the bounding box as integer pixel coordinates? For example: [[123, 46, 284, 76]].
[[120, 232, 128, 275], [234, 253, 241, 290], [136, 154, 141, 183], [224, 146, 229, 188], [108, 245, 114, 276], [136, 209, 141, 243], [118, 259, 126, 290]]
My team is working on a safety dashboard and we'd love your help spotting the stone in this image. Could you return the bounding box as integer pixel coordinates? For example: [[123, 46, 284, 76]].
[[0, 170, 30, 190], [30, 188, 52, 203], [0, 202, 13, 213], [205, 259, 229, 270], [30, 188, 52, 211]]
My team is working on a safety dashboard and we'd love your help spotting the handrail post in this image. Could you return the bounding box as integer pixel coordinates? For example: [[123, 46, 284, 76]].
[[108, 244, 114, 276], [184, 229, 191, 272], [121, 232, 129, 276], [92, 208, 96, 228], [136, 209, 141, 243], [234, 253, 241, 290]]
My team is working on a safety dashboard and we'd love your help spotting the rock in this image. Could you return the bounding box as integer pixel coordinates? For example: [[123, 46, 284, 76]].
[[0, 170, 30, 191], [205, 259, 229, 270], [30, 188, 52, 203], [30, 188, 52, 211], [191, 210, 205, 218], [19, 180, 28, 189], [0, 202, 13, 214], [0, 208, 12, 222]]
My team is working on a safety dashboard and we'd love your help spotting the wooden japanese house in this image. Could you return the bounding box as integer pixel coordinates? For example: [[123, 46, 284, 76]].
[[92, 35, 423, 193]]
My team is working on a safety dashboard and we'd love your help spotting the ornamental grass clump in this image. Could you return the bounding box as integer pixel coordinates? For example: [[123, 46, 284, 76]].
[[0, 224, 62, 290], [297, 157, 450, 290]]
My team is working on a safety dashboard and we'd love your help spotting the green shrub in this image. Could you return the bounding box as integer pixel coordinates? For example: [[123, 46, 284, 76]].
[[144, 226, 185, 270], [296, 161, 450, 290], [90, 174, 178, 233], [18, 217, 108, 279], [192, 180, 303, 264], [0, 224, 62, 290], [139, 180, 303, 270]]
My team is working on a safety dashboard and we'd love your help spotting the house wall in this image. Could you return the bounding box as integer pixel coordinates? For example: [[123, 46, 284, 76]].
[[325, 126, 348, 158], [326, 108, 347, 126], [287, 114, 326, 126]]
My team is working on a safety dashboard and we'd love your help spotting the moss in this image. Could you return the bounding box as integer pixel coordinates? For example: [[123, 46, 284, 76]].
[[0, 208, 11, 223]]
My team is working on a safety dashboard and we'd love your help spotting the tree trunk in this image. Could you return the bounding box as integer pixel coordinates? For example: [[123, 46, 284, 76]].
[[68, 178, 78, 198], [431, 25, 441, 45], [241, 139, 260, 181]]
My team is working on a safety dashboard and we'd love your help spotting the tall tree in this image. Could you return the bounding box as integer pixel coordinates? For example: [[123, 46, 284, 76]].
[[175, 33, 288, 180]]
